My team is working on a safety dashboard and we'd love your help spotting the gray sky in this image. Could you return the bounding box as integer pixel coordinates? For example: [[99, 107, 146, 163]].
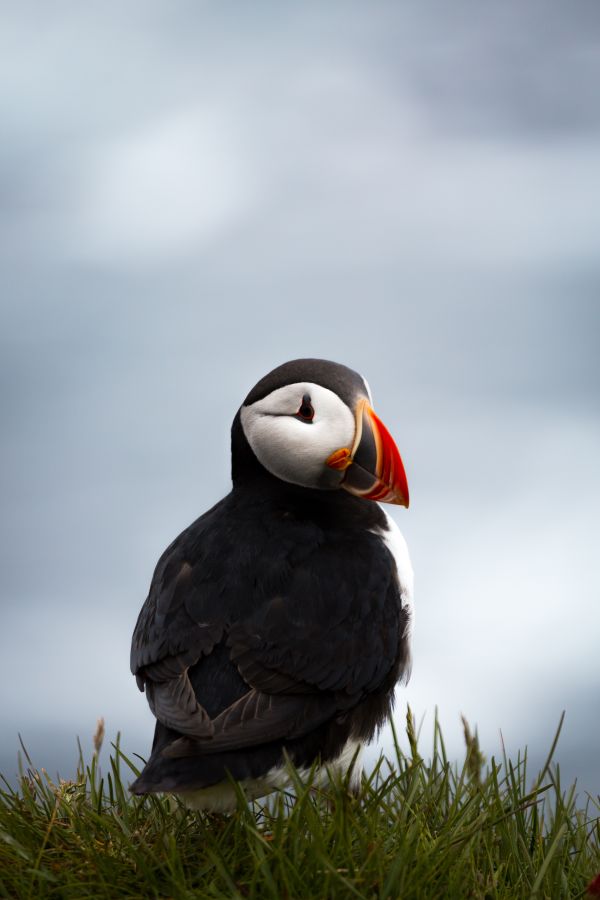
[[1, 1, 599, 796]]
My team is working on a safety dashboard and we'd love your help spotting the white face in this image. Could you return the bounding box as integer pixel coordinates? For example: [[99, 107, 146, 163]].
[[240, 381, 357, 490]]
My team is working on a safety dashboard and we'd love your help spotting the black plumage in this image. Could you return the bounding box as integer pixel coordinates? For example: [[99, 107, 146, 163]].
[[130, 360, 411, 798]]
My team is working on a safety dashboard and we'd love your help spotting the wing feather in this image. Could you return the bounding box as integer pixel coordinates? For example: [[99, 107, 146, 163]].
[[227, 534, 403, 703], [130, 506, 229, 734], [162, 689, 339, 757]]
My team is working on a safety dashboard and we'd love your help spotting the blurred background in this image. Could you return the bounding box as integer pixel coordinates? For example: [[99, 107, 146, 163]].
[[1, 1, 599, 796]]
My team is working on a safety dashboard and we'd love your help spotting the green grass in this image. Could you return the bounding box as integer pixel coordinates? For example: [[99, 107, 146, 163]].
[[0, 710, 598, 899]]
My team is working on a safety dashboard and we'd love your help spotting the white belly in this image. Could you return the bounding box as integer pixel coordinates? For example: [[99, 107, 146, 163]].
[[372, 509, 414, 641], [177, 738, 364, 813]]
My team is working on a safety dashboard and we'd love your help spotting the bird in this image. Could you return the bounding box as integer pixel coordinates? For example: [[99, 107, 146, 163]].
[[130, 358, 413, 812]]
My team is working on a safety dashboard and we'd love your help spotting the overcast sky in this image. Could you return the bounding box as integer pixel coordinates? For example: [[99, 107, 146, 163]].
[[1, 1, 599, 797]]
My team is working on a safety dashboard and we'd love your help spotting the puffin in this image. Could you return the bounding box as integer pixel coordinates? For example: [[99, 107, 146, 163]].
[[130, 358, 413, 811]]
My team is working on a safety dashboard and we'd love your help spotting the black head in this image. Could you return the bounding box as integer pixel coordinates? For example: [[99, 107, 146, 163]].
[[232, 358, 409, 507]]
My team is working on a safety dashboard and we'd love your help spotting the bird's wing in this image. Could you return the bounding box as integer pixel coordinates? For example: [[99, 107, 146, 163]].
[[230, 533, 404, 697], [130, 511, 227, 738], [169, 532, 406, 755]]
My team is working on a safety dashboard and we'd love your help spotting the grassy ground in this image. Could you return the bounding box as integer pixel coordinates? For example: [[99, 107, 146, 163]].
[[0, 711, 598, 899]]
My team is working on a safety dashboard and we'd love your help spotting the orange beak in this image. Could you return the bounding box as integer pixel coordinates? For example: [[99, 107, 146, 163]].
[[326, 399, 409, 507]]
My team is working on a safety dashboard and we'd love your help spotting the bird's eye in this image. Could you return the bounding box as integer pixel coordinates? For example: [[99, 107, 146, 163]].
[[295, 394, 314, 423]]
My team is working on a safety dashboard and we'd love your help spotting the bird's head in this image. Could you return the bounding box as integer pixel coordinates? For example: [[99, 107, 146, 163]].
[[235, 358, 409, 507]]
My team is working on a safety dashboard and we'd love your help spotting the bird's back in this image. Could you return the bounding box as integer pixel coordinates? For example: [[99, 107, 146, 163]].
[[131, 484, 410, 799]]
